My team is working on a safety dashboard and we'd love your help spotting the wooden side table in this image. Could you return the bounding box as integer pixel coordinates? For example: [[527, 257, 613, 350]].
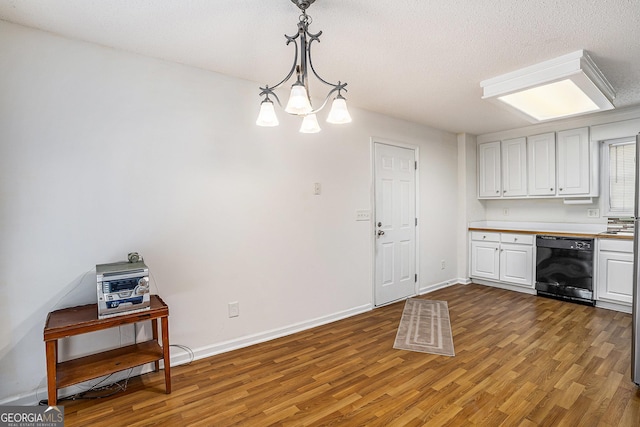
[[43, 294, 171, 405]]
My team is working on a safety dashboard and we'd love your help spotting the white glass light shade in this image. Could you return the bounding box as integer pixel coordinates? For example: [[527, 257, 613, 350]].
[[498, 79, 599, 121], [256, 100, 279, 127], [326, 97, 352, 124], [299, 114, 321, 133], [285, 84, 313, 114]]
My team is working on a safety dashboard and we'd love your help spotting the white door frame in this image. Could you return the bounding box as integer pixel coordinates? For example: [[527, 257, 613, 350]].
[[370, 136, 420, 306]]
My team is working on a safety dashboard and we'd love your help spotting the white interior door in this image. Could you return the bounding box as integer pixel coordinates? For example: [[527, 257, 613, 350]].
[[374, 142, 417, 306]]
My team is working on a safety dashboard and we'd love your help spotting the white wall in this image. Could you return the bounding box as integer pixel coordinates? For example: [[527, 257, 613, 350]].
[[0, 21, 459, 403], [456, 133, 485, 279], [483, 198, 602, 223]]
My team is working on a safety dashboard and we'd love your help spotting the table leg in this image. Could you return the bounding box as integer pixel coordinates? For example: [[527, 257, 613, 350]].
[[161, 316, 171, 394], [152, 318, 160, 372], [45, 340, 57, 406]]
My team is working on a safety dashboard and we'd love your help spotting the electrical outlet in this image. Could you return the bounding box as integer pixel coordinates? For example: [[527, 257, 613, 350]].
[[228, 302, 239, 318], [313, 182, 321, 195], [441, 260, 446, 270], [355, 210, 371, 221], [587, 208, 600, 218]]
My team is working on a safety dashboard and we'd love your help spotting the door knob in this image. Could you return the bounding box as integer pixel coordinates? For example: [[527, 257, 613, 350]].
[[377, 230, 385, 236]]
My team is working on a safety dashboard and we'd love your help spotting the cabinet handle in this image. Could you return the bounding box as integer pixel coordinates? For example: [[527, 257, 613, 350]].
[[503, 190, 507, 193], [483, 236, 486, 239], [559, 188, 563, 191], [495, 248, 498, 251], [550, 188, 553, 191], [496, 190, 499, 194], [514, 238, 518, 241]]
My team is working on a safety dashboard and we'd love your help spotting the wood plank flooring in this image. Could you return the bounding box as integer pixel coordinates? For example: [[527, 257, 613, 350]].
[[60, 284, 640, 426]]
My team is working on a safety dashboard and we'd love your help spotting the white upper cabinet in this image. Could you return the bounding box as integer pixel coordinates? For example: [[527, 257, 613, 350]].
[[478, 139, 526, 199], [478, 141, 501, 198], [527, 132, 556, 196], [556, 127, 590, 196], [501, 137, 527, 197], [476, 126, 597, 199]]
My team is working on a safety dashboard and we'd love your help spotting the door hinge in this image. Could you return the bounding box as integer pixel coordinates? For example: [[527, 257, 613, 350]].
[[415, 161, 418, 170], [415, 274, 418, 283], [415, 217, 418, 226]]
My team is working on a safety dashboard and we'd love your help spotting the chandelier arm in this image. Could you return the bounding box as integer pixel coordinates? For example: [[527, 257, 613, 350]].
[[258, 87, 284, 108], [306, 86, 341, 115], [271, 92, 283, 108], [306, 35, 347, 90], [265, 34, 301, 91]]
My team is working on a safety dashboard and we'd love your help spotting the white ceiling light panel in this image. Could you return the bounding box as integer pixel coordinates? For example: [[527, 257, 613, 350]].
[[481, 50, 615, 123]]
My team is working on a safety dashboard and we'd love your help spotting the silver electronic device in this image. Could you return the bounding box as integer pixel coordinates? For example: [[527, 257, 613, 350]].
[[96, 260, 150, 319]]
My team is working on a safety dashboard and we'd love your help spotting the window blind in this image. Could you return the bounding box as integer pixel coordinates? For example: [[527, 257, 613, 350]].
[[608, 141, 635, 213]]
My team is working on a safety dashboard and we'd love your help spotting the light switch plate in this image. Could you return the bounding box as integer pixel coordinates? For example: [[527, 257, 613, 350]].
[[228, 302, 239, 318], [356, 210, 371, 221]]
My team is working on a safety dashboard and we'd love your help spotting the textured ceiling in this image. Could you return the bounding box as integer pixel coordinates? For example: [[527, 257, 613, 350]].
[[1, 0, 639, 135]]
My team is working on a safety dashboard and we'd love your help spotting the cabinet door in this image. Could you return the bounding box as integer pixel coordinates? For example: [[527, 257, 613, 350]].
[[557, 127, 589, 195], [527, 132, 556, 196], [597, 250, 633, 305], [499, 243, 533, 287], [478, 141, 501, 198], [471, 241, 500, 280], [501, 137, 527, 197]]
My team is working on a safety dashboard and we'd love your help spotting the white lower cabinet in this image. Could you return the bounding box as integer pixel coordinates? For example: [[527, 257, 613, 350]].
[[500, 243, 533, 286], [597, 239, 633, 306], [470, 232, 533, 287], [471, 240, 500, 280]]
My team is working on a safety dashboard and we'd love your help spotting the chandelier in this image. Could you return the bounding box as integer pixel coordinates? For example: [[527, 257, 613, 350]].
[[256, 0, 351, 133]]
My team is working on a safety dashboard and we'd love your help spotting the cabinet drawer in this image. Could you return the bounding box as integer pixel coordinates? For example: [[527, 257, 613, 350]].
[[599, 239, 633, 253], [501, 233, 533, 245], [471, 231, 500, 242]]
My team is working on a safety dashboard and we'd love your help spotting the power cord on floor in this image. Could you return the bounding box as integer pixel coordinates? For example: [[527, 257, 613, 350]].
[[171, 344, 195, 364], [38, 369, 134, 405], [36, 342, 196, 405]]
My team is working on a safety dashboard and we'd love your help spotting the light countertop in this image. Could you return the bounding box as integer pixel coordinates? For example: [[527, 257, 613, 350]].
[[468, 221, 633, 240]]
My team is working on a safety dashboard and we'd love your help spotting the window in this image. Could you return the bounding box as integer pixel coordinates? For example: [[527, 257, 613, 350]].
[[602, 137, 636, 216]]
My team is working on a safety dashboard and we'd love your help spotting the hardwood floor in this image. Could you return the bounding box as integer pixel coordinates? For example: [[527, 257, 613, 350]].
[[61, 284, 640, 426]]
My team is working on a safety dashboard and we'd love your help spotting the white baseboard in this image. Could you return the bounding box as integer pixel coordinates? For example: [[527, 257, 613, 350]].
[[418, 278, 464, 295], [596, 300, 632, 314], [177, 303, 372, 366], [418, 279, 458, 295], [471, 279, 537, 295], [1, 303, 372, 406]]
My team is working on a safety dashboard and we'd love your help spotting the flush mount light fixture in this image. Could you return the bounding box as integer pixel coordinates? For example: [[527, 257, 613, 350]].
[[256, 0, 351, 133], [480, 50, 615, 123]]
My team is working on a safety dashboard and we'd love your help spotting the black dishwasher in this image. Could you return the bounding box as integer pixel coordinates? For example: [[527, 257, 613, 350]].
[[535, 235, 595, 305]]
